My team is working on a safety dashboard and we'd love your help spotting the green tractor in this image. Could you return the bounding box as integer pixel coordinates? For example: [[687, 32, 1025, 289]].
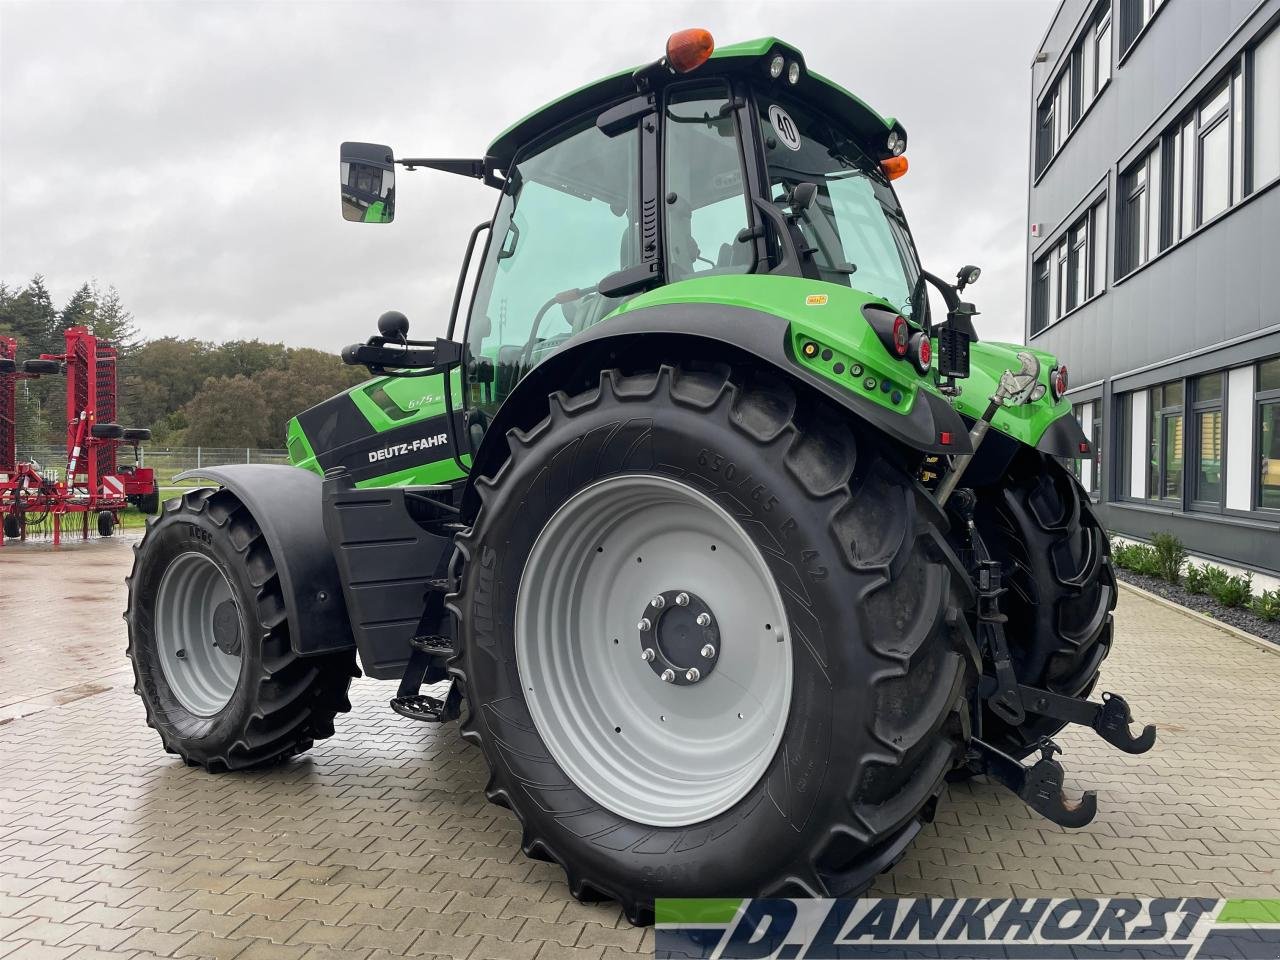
[[125, 31, 1154, 922]]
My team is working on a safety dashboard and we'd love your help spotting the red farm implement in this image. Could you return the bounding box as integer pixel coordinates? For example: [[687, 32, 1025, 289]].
[[0, 327, 158, 545]]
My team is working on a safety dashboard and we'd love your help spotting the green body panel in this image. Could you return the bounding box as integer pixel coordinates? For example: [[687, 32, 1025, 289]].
[[951, 340, 1072, 445], [286, 368, 470, 488], [610, 274, 1072, 447]]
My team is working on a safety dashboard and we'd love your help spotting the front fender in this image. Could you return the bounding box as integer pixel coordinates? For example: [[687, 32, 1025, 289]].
[[463, 301, 970, 518], [173, 465, 356, 657]]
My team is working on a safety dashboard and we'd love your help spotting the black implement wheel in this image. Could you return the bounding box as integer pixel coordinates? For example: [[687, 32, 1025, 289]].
[[450, 365, 978, 923], [133, 489, 161, 515], [90, 423, 124, 440], [125, 488, 358, 770], [97, 510, 116, 537], [21, 359, 60, 375], [122, 428, 152, 442], [972, 449, 1115, 757], [0, 358, 15, 375], [2, 514, 20, 539]]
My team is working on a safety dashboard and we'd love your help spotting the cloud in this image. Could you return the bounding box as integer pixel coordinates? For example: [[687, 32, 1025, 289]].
[[0, 0, 1054, 349]]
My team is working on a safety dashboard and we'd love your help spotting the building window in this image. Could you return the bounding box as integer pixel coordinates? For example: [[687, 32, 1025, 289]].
[[1031, 198, 1108, 334], [1119, 146, 1159, 274], [1035, 3, 1111, 174], [1147, 380, 1183, 501], [1091, 403, 1104, 501], [1191, 372, 1224, 505], [1253, 24, 1280, 191], [1119, 0, 1165, 55], [1259, 358, 1280, 510]]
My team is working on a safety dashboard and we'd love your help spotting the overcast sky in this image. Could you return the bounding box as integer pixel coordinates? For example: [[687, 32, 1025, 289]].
[[0, 0, 1055, 350]]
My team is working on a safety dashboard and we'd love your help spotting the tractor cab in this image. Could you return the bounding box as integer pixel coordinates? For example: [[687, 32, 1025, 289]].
[[334, 32, 974, 464]]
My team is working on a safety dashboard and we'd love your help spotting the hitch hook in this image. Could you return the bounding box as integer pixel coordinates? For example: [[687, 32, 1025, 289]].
[[970, 736, 1097, 829]]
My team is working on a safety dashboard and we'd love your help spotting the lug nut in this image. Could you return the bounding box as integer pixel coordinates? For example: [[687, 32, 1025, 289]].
[[696, 612, 711, 626], [650, 595, 665, 609], [685, 668, 701, 683], [637, 618, 651, 632], [641, 647, 655, 662], [675, 592, 690, 606], [700, 644, 716, 659], [661, 669, 676, 683]]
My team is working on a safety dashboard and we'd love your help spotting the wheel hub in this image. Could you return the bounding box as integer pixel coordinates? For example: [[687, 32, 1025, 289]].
[[639, 589, 719, 685]]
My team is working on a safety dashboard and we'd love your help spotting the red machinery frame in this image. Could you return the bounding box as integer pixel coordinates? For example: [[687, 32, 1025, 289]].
[[0, 327, 158, 546]]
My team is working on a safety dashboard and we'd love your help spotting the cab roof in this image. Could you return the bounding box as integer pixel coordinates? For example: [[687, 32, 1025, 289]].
[[485, 37, 900, 174]]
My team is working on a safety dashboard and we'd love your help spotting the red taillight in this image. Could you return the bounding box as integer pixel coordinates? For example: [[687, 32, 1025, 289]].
[[910, 332, 932, 373], [940, 431, 953, 446], [1052, 364, 1069, 400], [891, 315, 909, 357]]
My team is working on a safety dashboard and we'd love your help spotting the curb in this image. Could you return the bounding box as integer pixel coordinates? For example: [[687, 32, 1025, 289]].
[[1118, 579, 1280, 656]]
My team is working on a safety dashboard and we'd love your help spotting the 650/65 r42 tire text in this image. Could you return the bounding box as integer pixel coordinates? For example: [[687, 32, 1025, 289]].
[[125, 488, 358, 771], [449, 364, 979, 923]]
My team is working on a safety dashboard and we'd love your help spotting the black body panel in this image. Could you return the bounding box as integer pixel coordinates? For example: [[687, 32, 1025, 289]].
[[321, 473, 453, 680]]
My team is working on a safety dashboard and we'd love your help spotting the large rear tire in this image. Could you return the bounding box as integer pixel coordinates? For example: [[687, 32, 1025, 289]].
[[450, 365, 978, 923], [972, 450, 1115, 757], [125, 488, 358, 770]]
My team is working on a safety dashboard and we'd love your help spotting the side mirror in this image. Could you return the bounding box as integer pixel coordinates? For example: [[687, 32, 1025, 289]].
[[790, 181, 818, 212], [956, 264, 981, 292], [341, 142, 396, 223], [377, 310, 409, 342]]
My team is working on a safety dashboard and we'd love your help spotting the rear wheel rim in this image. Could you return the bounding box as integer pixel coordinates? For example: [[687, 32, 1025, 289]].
[[515, 474, 792, 827], [154, 552, 243, 717]]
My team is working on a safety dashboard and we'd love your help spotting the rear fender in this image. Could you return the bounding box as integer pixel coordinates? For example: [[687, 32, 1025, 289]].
[[462, 302, 970, 519], [173, 465, 355, 657]]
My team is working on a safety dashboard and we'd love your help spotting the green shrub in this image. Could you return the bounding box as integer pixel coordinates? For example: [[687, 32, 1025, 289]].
[[1149, 532, 1186, 584], [1251, 588, 1280, 622], [1184, 563, 1211, 595], [1112, 542, 1151, 572], [1208, 571, 1253, 609]]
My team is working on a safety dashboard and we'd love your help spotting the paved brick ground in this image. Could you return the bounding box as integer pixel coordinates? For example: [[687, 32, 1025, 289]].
[[1, 534, 1278, 959]]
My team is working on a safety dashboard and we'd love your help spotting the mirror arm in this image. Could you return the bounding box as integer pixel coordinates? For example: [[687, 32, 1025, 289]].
[[395, 158, 486, 179]]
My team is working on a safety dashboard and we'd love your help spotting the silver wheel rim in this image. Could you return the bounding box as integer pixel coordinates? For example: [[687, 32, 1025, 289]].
[[515, 475, 792, 827], [155, 552, 243, 717]]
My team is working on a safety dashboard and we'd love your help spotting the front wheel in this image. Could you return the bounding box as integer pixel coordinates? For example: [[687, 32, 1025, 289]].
[[450, 365, 978, 922], [125, 488, 358, 770], [972, 450, 1115, 757]]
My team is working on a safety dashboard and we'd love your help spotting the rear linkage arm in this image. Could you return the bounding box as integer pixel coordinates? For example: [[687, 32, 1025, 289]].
[[948, 487, 1156, 828]]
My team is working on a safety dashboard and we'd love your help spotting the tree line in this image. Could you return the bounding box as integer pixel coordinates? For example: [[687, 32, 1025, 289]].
[[0, 276, 365, 448]]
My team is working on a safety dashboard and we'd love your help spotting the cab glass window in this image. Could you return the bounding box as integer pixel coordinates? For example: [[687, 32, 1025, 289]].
[[664, 82, 752, 280], [465, 116, 640, 419], [756, 90, 921, 318]]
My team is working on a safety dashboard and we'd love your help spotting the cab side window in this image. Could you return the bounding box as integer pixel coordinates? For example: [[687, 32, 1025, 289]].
[[664, 83, 753, 281], [465, 117, 640, 419]]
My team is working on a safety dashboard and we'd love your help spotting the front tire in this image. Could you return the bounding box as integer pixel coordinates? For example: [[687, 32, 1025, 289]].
[[125, 488, 358, 770], [973, 450, 1115, 757], [450, 365, 978, 922]]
